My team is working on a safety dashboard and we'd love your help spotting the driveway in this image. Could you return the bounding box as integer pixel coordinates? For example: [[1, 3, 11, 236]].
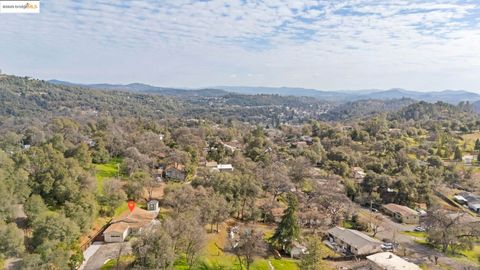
[[81, 242, 132, 270]]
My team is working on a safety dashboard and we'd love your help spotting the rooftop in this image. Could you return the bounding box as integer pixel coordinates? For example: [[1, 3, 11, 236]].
[[166, 162, 185, 171], [104, 221, 130, 233], [383, 203, 418, 217], [106, 207, 159, 233], [205, 161, 218, 167], [367, 252, 421, 270], [327, 227, 382, 248]]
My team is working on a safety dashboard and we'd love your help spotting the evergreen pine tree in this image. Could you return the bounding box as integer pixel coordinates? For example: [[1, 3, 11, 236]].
[[269, 193, 300, 253], [444, 147, 452, 159], [454, 146, 463, 161], [475, 139, 480, 150]]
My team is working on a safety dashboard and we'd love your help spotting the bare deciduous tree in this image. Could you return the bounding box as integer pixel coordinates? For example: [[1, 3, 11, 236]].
[[229, 229, 266, 270]]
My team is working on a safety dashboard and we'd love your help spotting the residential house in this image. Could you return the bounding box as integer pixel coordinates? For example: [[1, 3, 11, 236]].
[[205, 161, 218, 169], [215, 164, 234, 172], [300, 135, 313, 145], [104, 222, 130, 243], [352, 167, 366, 181], [462, 154, 474, 164], [326, 226, 383, 255], [382, 204, 419, 224], [367, 252, 421, 270], [222, 142, 238, 152], [104, 208, 158, 243], [446, 212, 478, 224], [164, 163, 186, 181]]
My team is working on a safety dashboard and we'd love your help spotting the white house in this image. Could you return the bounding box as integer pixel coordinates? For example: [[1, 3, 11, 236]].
[[104, 208, 158, 243], [463, 154, 474, 164], [217, 164, 234, 172], [104, 223, 130, 243]]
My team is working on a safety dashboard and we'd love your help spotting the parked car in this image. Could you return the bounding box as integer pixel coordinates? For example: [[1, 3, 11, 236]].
[[414, 226, 426, 232], [381, 243, 394, 250]]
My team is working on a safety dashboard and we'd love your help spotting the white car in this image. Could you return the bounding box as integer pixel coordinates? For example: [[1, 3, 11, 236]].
[[414, 226, 426, 232], [381, 243, 394, 250]]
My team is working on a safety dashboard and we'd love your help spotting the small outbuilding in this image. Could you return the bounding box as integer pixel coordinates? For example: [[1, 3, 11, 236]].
[[147, 200, 159, 211]]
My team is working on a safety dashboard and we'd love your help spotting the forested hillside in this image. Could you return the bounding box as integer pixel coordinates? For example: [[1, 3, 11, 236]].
[[0, 76, 180, 119]]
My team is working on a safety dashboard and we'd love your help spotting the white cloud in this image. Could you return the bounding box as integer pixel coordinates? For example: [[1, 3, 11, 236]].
[[0, 0, 479, 91]]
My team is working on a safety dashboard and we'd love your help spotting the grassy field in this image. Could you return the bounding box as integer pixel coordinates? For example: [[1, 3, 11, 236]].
[[458, 245, 480, 264], [180, 221, 300, 270], [95, 157, 122, 194], [401, 231, 427, 238], [412, 234, 480, 265], [94, 157, 129, 216], [100, 255, 135, 270]]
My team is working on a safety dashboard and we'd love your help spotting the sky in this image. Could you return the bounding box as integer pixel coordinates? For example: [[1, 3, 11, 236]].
[[1, 0, 480, 91]]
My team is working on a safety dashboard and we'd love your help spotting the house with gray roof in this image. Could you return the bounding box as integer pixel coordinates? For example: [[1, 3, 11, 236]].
[[326, 226, 383, 255]]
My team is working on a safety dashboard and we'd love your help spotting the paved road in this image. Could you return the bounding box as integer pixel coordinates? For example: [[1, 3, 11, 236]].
[[359, 208, 478, 270], [82, 242, 132, 270]]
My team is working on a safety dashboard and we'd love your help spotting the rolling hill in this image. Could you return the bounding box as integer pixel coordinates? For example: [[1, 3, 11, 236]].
[[49, 80, 480, 104]]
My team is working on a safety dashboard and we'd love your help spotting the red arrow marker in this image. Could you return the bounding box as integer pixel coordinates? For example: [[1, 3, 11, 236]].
[[128, 200, 136, 212]]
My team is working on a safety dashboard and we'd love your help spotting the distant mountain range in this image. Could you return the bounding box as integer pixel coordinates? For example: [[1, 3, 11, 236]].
[[48, 80, 228, 97], [218, 86, 480, 104], [48, 80, 480, 104]]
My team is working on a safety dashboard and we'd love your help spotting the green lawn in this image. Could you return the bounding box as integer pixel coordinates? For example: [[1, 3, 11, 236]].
[[413, 236, 480, 265], [453, 245, 480, 265], [176, 226, 300, 270], [401, 231, 427, 238], [100, 255, 135, 270], [342, 220, 354, 229], [174, 256, 299, 270], [94, 157, 128, 218], [95, 157, 122, 194], [460, 245, 480, 263]]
